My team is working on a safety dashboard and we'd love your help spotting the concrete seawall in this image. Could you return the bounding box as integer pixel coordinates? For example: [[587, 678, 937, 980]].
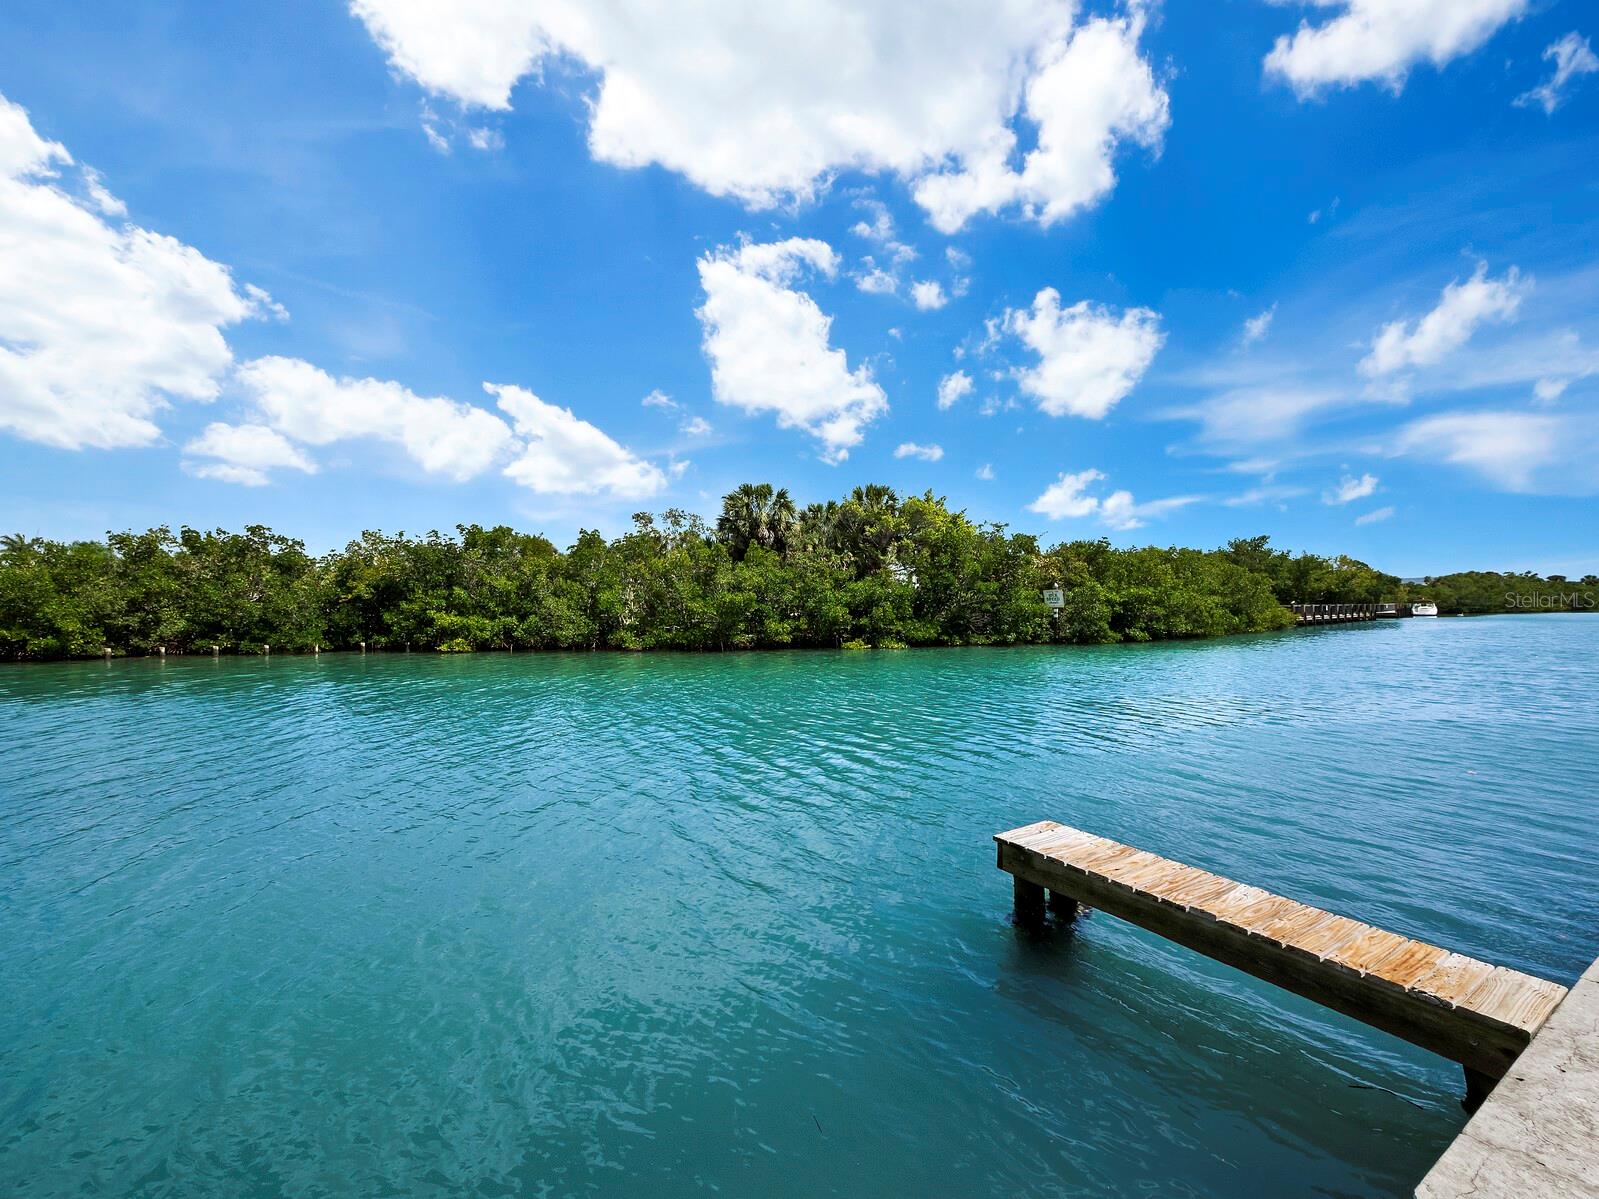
[[1417, 955, 1599, 1198]]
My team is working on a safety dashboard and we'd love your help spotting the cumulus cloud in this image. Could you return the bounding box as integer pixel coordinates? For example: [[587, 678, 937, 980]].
[[1323, 471, 1379, 504], [1028, 468, 1106, 519], [679, 415, 713, 436], [893, 441, 944, 462], [235, 356, 513, 481], [937, 370, 974, 410], [1027, 467, 1197, 529], [1515, 33, 1599, 114], [0, 91, 276, 451], [854, 264, 899, 296], [1264, 0, 1527, 96], [1004, 288, 1164, 418], [1354, 505, 1395, 525], [642, 388, 677, 410], [910, 280, 948, 311], [913, 14, 1169, 232], [696, 238, 887, 463], [850, 197, 914, 262], [976, 463, 995, 480], [493, 384, 667, 498], [183, 422, 317, 487], [1360, 263, 1526, 377], [350, 1, 1166, 232], [1242, 305, 1276, 345], [228, 358, 662, 497]]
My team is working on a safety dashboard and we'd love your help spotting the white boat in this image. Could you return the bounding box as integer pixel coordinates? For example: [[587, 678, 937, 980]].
[[1410, 600, 1438, 617]]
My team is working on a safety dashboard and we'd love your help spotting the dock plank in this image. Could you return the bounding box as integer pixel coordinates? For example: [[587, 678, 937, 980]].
[[994, 821, 1568, 1079]]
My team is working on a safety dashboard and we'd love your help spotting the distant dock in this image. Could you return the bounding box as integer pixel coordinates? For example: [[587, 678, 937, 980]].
[[1289, 602, 1429, 624], [1291, 602, 1385, 624]]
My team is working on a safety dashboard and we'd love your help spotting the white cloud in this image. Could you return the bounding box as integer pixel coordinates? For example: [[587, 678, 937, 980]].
[[1004, 288, 1164, 418], [1028, 468, 1105, 519], [910, 280, 947, 311], [893, 441, 944, 462], [1027, 468, 1198, 529], [679, 415, 713, 436], [350, 1, 1166, 232], [493, 383, 667, 497], [937, 370, 974, 410], [1264, 0, 1527, 96], [1323, 471, 1379, 504], [1354, 505, 1395, 525], [696, 238, 887, 463], [466, 126, 504, 152], [0, 90, 67, 176], [854, 264, 899, 295], [1516, 32, 1599, 114], [1097, 489, 1197, 531], [1222, 483, 1308, 507], [235, 356, 513, 481], [642, 388, 678, 410], [182, 422, 317, 487], [1390, 410, 1563, 491], [0, 91, 275, 451], [976, 462, 995, 480], [1533, 377, 1569, 404], [81, 167, 126, 218], [1242, 305, 1276, 345], [231, 360, 664, 497], [850, 197, 914, 262], [913, 14, 1169, 232], [1360, 263, 1526, 377]]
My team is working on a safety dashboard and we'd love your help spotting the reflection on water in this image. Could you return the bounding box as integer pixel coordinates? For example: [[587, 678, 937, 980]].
[[1, 616, 1595, 1197]]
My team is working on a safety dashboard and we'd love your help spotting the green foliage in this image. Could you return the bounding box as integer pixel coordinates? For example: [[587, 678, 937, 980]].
[[1412, 571, 1598, 616], [5, 491, 1505, 662]]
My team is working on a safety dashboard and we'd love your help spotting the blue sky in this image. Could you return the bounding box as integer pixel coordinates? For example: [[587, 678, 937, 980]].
[[1, 0, 1596, 576]]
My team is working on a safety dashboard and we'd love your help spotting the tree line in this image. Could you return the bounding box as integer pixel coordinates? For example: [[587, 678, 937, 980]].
[[0, 484, 1581, 661]]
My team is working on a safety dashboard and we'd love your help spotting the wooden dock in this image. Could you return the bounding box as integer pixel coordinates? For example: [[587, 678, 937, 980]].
[[994, 820, 1568, 1105], [1290, 602, 1384, 624]]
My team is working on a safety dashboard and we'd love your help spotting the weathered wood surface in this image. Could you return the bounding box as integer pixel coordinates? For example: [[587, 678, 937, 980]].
[[995, 820, 1568, 1079]]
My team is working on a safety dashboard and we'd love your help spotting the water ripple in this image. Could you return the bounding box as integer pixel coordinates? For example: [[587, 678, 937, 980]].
[[1, 616, 1596, 1197]]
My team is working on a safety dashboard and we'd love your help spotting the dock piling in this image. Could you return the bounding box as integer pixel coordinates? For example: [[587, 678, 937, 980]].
[[1048, 890, 1080, 923], [1461, 1067, 1494, 1114], [1013, 875, 1046, 931]]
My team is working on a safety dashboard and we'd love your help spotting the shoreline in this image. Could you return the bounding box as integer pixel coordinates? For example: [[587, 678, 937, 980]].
[[8, 609, 1595, 666]]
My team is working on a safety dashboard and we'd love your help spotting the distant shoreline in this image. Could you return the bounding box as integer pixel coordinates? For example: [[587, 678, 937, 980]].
[[12, 608, 1597, 667], [4, 491, 1594, 662]]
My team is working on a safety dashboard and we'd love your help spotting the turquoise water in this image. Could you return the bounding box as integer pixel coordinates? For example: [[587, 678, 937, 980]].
[[2, 616, 1596, 1198]]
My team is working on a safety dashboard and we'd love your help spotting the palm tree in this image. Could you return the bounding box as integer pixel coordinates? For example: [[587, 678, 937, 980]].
[[1, 533, 43, 560], [795, 501, 842, 554], [716, 484, 797, 560], [835, 485, 901, 574]]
